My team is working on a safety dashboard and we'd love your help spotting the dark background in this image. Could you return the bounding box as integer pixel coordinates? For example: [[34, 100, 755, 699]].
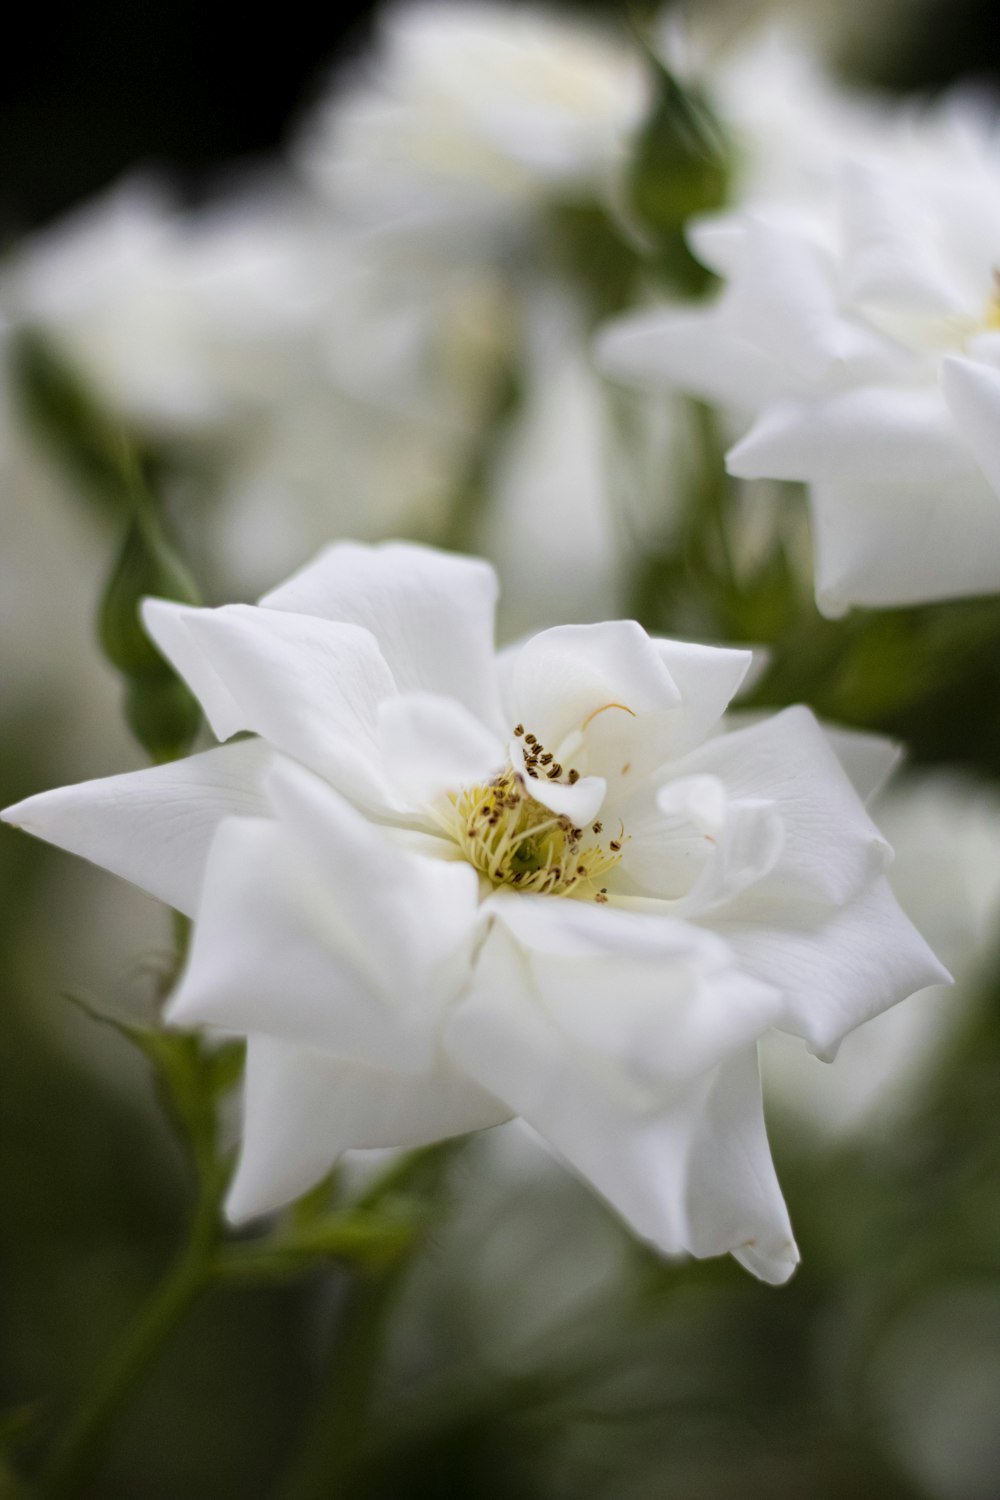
[[4, 0, 1000, 237]]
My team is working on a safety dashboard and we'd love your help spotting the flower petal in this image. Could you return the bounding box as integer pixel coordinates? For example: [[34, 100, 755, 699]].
[[612, 774, 782, 911], [676, 706, 891, 912], [226, 1034, 509, 1223], [724, 218, 886, 383], [143, 600, 397, 807], [377, 691, 505, 811], [169, 766, 481, 1069], [447, 922, 796, 1281], [942, 355, 1000, 500], [0, 739, 272, 916], [806, 470, 1000, 615], [822, 725, 901, 804], [595, 304, 787, 411], [505, 620, 681, 741], [259, 540, 505, 732], [484, 891, 785, 1088], [728, 387, 970, 484], [651, 639, 752, 759], [712, 875, 951, 1057]]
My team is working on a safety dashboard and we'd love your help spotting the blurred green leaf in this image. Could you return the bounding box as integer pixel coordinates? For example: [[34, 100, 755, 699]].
[[10, 327, 138, 519], [626, 49, 731, 294]]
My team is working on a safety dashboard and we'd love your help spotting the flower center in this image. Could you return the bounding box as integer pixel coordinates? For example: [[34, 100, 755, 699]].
[[446, 724, 625, 901]]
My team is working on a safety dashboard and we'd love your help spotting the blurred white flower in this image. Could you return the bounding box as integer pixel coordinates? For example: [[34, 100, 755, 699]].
[[598, 66, 1000, 613], [296, 1, 649, 231], [2, 543, 946, 1282], [661, 22, 896, 219], [474, 285, 626, 635], [0, 177, 518, 592], [763, 769, 1000, 1138]]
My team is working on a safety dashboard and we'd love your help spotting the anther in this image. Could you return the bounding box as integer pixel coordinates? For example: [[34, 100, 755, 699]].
[[525, 733, 537, 745], [567, 769, 579, 784], [592, 821, 603, 834], [539, 752, 553, 766], [546, 766, 561, 780], [514, 724, 524, 737], [609, 839, 622, 852]]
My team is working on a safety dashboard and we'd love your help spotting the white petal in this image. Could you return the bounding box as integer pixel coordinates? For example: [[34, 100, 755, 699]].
[[728, 387, 970, 484], [595, 304, 787, 411], [265, 755, 482, 983], [486, 894, 784, 1089], [942, 355, 1000, 500], [611, 774, 765, 906], [676, 706, 891, 913], [226, 1034, 509, 1223], [822, 725, 902, 804], [507, 621, 680, 733], [447, 923, 796, 1281], [484, 886, 729, 964], [144, 601, 397, 807], [377, 692, 504, 811], [807, 470, 1000, 615], [1, 739, 272, 916], [169, 770, 480, 1069], [259, 540, 505, 732], [840, 160, 971, 318], [140, 599, 246, 739], [651, 639, 752, 758], [712, 875, 951, 1057], [725, 219, 882, 383]]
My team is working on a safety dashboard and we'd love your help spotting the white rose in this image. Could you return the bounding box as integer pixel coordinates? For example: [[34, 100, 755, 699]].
[[3, 543, 947, 1282]]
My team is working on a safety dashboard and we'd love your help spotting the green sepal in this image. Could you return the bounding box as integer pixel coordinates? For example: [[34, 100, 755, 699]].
[[219, 1212, 421, 1281], [63, 994, 238, 1189]]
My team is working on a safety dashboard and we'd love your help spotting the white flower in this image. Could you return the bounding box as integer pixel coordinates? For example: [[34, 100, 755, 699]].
[[295, 1, 649, 231], [2, 543, 946, 1282], [597, 100, 1000, 614], [662, 22, 898, 220]]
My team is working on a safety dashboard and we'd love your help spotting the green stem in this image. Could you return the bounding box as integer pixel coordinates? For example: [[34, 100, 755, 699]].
[[38, 1204, 217, 1499]]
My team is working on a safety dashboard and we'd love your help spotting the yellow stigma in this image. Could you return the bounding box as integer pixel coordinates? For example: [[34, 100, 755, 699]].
[[446, 726, 625, 900]]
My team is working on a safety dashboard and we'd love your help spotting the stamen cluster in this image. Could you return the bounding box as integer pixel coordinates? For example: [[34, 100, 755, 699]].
[[447, 726, 624, 900]]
